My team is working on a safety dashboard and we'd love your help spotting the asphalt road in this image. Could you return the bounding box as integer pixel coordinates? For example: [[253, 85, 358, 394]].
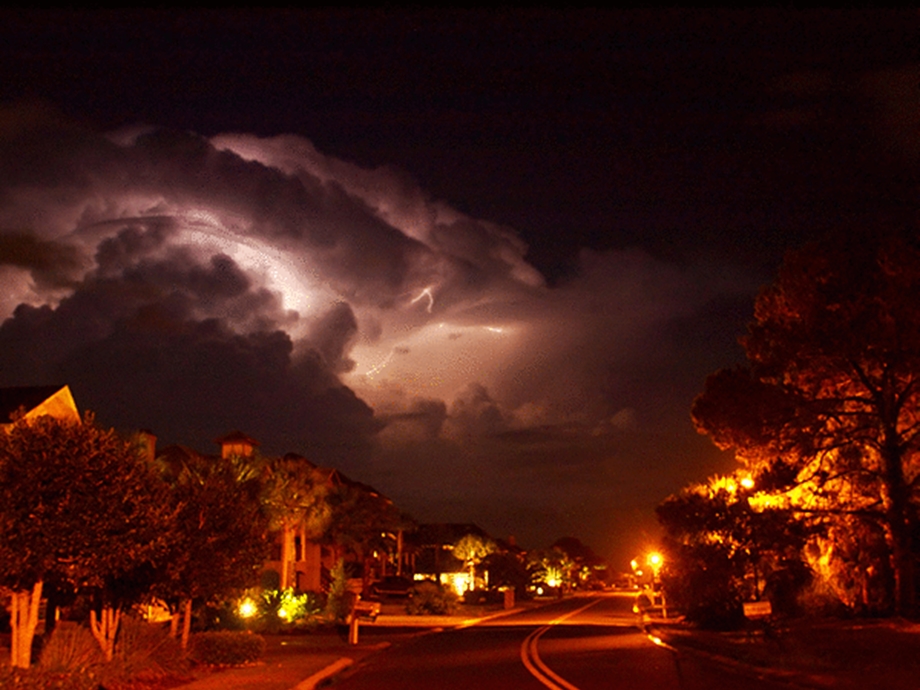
[[328, 593, 798, 689]]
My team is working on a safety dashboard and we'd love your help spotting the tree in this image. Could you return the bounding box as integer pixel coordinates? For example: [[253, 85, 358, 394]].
[[0, 412, 170, 666], [528, 546, 575, 592], [657, 475, 810, 627], [692, 229, 920, 615], [262, 454, 331, 590], [451, 534, 495, 592], [482, 550, 535, 598], [154, 449, 270, 650], [324, 481, 411, 593], [552, 537, 606, 588]]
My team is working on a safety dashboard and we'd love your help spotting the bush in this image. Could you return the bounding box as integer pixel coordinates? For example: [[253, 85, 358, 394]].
[[253, 588, 324, 632], [112, 616, 189, 680], [36, 617, 191, 689], [189, 631, 266, 666], [325, 558, 350, 623], [39, 622, 104, 675], [0, 665, 101, 690], [405, 582, 459, 615]]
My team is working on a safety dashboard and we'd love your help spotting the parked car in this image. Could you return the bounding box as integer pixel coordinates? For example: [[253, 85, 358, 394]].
[[369, 575, 414, 598]]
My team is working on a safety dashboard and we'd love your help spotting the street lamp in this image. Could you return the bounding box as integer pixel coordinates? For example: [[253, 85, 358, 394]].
[[645, 552, 666, 619]]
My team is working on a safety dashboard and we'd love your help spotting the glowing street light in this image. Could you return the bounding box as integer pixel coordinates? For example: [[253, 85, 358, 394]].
[[645, 552, 667, 619]]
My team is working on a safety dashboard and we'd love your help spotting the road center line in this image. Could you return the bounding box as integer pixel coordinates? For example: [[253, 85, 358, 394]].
[[519, 598, 604, 690]]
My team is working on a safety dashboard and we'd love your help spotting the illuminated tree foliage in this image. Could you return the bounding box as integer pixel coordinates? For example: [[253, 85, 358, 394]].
[[451, 533, 495, 592], [692, 229, 920, 615], [657, 476, 810, 628], [0, 413, 170, 667], [528, 546, 576, 591]]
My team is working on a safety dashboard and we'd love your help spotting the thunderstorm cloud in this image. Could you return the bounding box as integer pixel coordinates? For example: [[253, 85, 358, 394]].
[[0, 107, 755, 552]]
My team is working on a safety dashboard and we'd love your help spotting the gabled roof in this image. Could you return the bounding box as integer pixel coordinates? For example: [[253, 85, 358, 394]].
[[0, 385, 79, 424], [214, 430, 261, 447]]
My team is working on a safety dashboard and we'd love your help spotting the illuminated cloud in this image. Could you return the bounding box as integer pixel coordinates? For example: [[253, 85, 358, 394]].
[[0, 108, 757, 551]]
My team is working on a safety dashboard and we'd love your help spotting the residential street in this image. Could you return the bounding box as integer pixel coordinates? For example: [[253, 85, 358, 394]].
[[328, 593, 796, 689]]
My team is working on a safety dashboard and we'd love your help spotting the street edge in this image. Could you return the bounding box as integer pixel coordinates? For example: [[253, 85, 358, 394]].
[[292, 656, 354, 690]]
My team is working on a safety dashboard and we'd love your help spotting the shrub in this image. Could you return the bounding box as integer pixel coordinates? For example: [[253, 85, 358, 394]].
[[252, 588, 324, 632], [0, 665, 101, 690], [111, 615, 190, 680], [405, 582, 459, 615], [39, 622, 104, 675], [189, 631, 266, 666], [325, 558, 350, 623], [37, 617, 192, 689]]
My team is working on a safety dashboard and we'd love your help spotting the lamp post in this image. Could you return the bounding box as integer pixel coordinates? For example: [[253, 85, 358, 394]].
[[646, 552, 666, 618]]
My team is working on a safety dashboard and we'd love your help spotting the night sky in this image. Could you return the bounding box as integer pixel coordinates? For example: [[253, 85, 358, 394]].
[[0, 9, 916, 568]]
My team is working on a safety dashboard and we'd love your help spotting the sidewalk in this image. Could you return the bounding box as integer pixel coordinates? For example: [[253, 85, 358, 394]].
[[176, 603, 528, 690], [176, 632, 389, 690], [646, 614, 920, 690]]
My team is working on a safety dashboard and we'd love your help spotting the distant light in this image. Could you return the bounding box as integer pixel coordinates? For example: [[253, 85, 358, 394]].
[[238, 599, 257, 619], [740, 477, 754, 489]]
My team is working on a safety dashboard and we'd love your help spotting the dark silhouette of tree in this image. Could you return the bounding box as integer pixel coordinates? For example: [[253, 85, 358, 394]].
[[552, 537, 606, 587], [262, 454, 331, 590], [482, 550, 536, 598], [324, 481, 412, 593], [155, 450, 270, 650], [0, 413, 170, 666], [693, 229, 920, 615]]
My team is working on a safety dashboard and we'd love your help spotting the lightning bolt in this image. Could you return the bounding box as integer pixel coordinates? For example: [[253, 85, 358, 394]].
[[410, 286, 435, 313]]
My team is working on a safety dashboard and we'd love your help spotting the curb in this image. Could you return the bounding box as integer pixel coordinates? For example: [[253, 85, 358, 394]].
[[292, 656, 353, 690], [649, 628, 836, 690]]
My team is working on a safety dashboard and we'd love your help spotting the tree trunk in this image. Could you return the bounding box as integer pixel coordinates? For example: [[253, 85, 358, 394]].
[[885, 514, 915, 616], [280, 521, 294, 590], [9, 580, 43, 668], [90, 605, 121, 662], [180, 597, 193, 651], [881, 431, 916, 616]]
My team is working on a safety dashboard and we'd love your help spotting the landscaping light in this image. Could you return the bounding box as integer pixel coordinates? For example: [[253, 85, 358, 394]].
[[238, 599, 257, 619]]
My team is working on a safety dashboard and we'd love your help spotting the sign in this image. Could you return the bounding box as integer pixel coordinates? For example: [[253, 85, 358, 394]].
[[743, 600, 772, 618]]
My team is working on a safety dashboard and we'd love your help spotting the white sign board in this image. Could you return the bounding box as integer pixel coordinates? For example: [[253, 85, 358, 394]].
[[743, 600, 772, 618]]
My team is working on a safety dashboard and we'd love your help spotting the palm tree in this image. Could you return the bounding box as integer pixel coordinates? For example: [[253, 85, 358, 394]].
[[452, 534, 495, 592], [262, 454, 332, 590]]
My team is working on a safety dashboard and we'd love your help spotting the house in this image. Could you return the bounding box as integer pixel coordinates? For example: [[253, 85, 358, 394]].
[[156, 431, 407, 595], [0, 385, 80, 428], [410, 523, 494, 594]]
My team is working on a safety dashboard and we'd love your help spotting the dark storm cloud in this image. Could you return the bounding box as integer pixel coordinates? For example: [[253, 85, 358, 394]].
[[0, 221, 377, 459], [307, 301, 359, 374], [0, 232, 85, 289], [0, 108, 764, 558]]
